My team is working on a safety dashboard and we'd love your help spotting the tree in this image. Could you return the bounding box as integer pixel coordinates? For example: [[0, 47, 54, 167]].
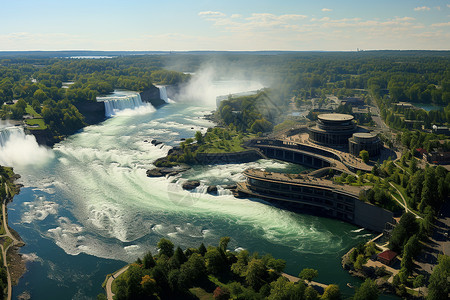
[[143, 250, 156, 269], [353, 279, 379, 300], [219, 236, 230, 254], [354, 254, 365, 270], [195, 131, 203, 144], [359, 150, 369, 163], [413, 275, 424, 288], [245, 259, 266, 290], [157, 238, 174, 258], [126, 264, 144, 299], [198, 243, 207, 256], [305, 285, 319, 300], [321, 284, 341, 300], [427, 255, 450, 300], [205, 247, 225, 275], [299, 268, 318, 282], [140, 275, 157, 297], [231, 250, 249, 276], [250, 118, 273, 133], [213, 286, 231, 300], [173, 246, 187, 265]]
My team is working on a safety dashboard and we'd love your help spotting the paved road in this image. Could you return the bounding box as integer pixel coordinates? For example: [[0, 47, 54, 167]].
[[282, 272, 328, 291], [370, 106, 388, 132], [106, 265, 130, 300]]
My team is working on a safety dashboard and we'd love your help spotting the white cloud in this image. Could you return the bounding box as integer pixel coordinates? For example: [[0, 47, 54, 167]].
[[198, 11, 226, 17], [195, 11, 450, 51], [414, 6, 431, 11], [322, 8, 332, 12], [231, 14, 242, 19], [431, 22, 450, 27]]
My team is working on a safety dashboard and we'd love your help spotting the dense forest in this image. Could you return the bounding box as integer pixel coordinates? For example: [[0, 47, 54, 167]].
[[99, 237, 379, 300], [1, 51, 449, 139], [0, 56, 189, 139]]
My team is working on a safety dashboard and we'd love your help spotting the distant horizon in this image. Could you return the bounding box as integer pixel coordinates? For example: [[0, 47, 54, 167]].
[[2, 0, 450, 51], [1, 49, 449, 54]]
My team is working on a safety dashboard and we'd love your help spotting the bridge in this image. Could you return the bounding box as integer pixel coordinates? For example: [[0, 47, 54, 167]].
[[245, 138, 372, 173]]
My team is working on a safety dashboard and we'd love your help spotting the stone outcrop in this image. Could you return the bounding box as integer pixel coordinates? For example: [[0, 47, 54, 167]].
[[182, 180, 200, 190], [140, 86, 166, 108], [207, 185, 217, 194], [73, 101, 106, 125], [146, 165, 190, 177]]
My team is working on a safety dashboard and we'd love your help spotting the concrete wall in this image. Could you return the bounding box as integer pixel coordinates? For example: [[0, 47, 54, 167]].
[[354, 200, 394, 232], [196, 150, 263, 164]]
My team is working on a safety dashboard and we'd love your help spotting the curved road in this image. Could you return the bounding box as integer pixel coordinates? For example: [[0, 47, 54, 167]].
[[106, 265, 129, 300]]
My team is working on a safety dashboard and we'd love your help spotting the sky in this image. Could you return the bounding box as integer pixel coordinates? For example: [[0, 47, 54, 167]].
[[1, 0, 449, 51]]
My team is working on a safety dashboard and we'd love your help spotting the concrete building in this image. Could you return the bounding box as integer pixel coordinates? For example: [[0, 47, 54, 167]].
[[308, 113, 357, 146], [237, 169, 394, 232], [349, 133, 382, 157]]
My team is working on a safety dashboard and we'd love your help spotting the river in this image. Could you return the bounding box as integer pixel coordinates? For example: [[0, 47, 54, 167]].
[[2, 84, 376, 299]]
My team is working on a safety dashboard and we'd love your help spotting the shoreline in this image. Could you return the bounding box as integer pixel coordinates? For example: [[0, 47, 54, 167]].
[[1, 174, 27, 299]]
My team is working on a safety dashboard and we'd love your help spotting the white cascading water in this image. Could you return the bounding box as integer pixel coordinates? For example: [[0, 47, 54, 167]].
[[158, 86, 169, 103], [0, 126, 23, 147], [103, 94, 147, 117], [0, 126, 53, 166]]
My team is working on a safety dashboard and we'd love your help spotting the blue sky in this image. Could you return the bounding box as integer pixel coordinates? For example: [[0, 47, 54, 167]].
[[1, 0, 449, 51]]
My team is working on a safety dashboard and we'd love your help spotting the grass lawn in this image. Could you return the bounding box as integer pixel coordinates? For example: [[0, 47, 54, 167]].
[[0, 218, 5, 235], [197, 131, 255, 154], [25, 118, 47, 130], [25, 105, 42, 118], [189, 287, 214, 300]]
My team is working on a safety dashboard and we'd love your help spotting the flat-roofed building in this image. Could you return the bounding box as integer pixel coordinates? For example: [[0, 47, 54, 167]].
[[308, 113, 357, 146], [349, 132, 382, 157]]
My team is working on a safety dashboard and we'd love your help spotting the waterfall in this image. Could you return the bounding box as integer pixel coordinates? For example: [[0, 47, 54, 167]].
[[158, 86, 169, 103], [0, 126, 25, 147], [103, 94, 146, 117], [0, 126, 53, 166]]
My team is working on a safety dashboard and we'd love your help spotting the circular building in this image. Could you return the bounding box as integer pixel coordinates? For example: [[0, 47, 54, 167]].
[[308, 113, 357, 146], [349, 132, 382, 157]]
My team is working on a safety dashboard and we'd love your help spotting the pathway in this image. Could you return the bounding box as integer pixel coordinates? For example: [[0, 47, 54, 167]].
[[106, 265, 130, 300], [0, 244, 11, 300], [0, 184, 23, 300], [388, 182, 421, 219], [282, 272, 329, 291]]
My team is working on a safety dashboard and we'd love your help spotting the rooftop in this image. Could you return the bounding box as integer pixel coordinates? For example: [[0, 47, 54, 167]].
[[244, 168, 365, 196], [318, 113, 354, 122], [353, 132, 376, 139], [377, 250, 397, 261]]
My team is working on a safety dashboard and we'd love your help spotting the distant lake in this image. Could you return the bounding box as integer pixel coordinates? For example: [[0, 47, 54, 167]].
[[68, 56, 114, 59], [414, 103, 444, 111]]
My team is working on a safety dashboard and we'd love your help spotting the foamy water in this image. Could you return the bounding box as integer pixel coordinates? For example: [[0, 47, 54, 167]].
[[7, 82, 372, 298]]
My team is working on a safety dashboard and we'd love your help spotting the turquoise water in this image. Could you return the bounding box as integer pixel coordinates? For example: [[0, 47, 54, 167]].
[[5, 93, 380, 299]]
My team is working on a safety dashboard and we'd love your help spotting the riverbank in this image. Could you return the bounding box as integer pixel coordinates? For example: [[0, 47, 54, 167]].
[[0, 168, 26, 299]]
